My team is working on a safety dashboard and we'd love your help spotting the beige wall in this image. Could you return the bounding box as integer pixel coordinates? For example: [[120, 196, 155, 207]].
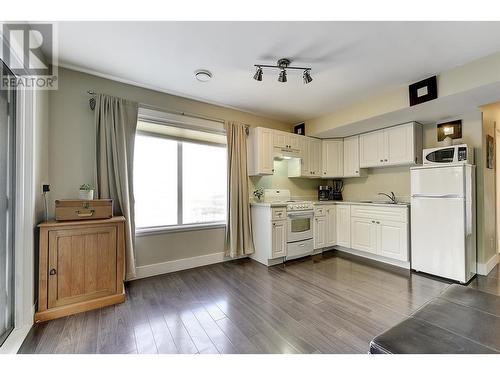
[[48, 67, 297, 268], [480, 103, 500, 263]]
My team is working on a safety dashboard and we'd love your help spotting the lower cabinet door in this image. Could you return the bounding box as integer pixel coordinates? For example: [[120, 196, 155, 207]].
[[351, 217, 377, 254], [47, 226, 117, 308], [314, 216, 326, 249], [271, 220, 287, 258], [325, 206, 336, 246], [336, 205, 351, 247], [377, 219, 408, 261]]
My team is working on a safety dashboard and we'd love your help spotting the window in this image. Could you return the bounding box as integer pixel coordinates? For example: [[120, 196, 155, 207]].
[[134, 116, 227, 231]]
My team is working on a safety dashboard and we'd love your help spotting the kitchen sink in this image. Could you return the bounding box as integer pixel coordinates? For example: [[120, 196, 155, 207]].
[[358, 200, 406, 205]]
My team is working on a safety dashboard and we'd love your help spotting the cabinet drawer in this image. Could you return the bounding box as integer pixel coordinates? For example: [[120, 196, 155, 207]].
[[350, 205, 408, 223], [314, 207, 326, 217], [272, 208, 287, 220]]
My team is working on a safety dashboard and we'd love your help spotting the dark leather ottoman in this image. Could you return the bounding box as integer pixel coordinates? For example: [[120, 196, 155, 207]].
[[369, 285, 500, 353]]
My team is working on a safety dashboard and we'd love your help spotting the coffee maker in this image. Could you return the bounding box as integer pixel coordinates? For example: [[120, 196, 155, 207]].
[[331, 179, 344, 201], [318, 186, 331, 201]]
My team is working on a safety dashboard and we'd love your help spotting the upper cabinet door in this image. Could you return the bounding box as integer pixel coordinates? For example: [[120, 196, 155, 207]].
[[321, 139, 343, 178], [247, 127, 274, 176], [309, 138, 322, 177], [359, 131, 385, 168], [288, 134, 301, 151], [384, 123, 415, 166], [273, 130, 287, 149], [343, 135, 362, 177]]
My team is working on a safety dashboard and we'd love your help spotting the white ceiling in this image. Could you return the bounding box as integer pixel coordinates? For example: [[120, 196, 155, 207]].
[[54, 21, 500, 123]]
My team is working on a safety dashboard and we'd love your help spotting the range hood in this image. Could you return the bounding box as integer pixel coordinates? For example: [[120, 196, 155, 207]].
[[273, 146, 301, 160]]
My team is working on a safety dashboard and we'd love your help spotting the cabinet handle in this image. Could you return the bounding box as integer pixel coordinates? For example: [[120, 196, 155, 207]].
[[372, 220, 375, 223], [49, 268, 57, 276], [376, 221, 380, 224], [273, 223, 276, 226], [355, 170, 359, 174], [380, 159, 383, 162], [384, 159, 388, 162]]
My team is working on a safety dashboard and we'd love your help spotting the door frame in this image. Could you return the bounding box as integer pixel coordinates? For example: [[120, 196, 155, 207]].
[[0, 59, 36, 352]]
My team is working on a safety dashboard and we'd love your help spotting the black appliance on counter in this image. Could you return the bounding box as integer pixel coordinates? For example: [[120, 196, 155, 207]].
[[331, 180, 344, 201], [318, 186, 331, 201]]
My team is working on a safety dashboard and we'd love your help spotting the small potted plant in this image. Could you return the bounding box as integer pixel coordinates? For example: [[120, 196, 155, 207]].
[[253, 187, 264, 202], [79, 183, 94, 200]]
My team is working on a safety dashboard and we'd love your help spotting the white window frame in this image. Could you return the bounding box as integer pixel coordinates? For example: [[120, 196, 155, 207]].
[[135, 108, 227, 236]]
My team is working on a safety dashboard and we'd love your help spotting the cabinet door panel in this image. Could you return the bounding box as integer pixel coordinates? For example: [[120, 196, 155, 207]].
[[271, 221, 286, 258], [273, 131, 287, 148], [321, 140, 343, 178], [343, 135, 361, 177], [260, 128, 274, 174], [336, 205, 351, 247], [377, 220, 408, 261], [351, 217, 377, 254], [48, 226, 117, 308], [359, 131, 384, 168], [326, 206, 336, 246], [314, 216, 326, 249], [385, 124, 414, 166], [310, 138, 322, 177]]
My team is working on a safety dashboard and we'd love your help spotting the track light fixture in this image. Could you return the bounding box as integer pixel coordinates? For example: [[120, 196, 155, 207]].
[[253, 66, 263, 81], [253, 58, 312, 84]]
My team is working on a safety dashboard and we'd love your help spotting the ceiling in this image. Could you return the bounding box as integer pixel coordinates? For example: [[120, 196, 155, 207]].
[[54, 21, 500, 123]]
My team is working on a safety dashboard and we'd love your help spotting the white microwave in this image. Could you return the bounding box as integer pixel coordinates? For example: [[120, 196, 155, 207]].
[[423, 144, 473, 165]]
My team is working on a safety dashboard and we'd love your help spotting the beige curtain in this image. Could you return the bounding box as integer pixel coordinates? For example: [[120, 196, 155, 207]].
[[94, 94, 139, 280], [225, 121, 254, 257]]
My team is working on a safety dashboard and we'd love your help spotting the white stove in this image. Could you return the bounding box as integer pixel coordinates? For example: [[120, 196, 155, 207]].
[[263, 189, 314, 261]]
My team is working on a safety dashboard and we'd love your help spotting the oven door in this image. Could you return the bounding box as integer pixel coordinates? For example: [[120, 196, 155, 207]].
[[424, 147, 456, 164], [287, 212, 313, 243]]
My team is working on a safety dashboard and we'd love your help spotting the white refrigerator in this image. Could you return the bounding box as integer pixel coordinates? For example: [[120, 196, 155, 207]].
[[410, 164, 476, 283]]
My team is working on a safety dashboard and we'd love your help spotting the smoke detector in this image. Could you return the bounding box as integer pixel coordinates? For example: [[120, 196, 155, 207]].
[[195, 70, 212, 82]]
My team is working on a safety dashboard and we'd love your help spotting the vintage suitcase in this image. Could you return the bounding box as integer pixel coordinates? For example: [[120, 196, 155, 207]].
[[55, 199, 113, 221]]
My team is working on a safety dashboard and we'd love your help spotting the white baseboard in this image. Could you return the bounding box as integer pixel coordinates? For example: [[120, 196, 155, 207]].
[[477, 253, 499, 276], [333, 246, 411, 270], [133, 251, 230, 280]]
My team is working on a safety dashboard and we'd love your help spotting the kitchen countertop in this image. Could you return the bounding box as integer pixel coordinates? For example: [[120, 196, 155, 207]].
[[250, 200, 410, 207]]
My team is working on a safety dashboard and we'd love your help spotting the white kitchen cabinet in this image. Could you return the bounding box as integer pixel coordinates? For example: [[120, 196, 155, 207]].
[[247, 127, 274, 176], [343, 135, 364, 178], [359, 122, 422, 168], [321, 139, 343, 178], [351, 217, 378, 254], [272, 220, 287, 258], [336, 205, 351, 247], [250, 205, 288, 266], [288, 137, 321, 178], [377, 219, 408, 261], [325, 205, 337, 246], [273, 130, 301, 151], [313, 215, 326, 250]]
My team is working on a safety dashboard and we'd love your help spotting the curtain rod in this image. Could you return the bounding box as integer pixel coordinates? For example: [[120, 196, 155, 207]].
[[87, 90, 226, 124]]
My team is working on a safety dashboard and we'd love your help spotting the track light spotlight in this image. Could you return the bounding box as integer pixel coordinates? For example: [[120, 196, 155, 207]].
[[278, 69, 287, 83], [253, 66, 263, 81], [303, 69, 313, 84]]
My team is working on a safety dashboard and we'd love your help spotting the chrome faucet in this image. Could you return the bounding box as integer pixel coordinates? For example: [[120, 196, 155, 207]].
[[378, 191, 397, 204]]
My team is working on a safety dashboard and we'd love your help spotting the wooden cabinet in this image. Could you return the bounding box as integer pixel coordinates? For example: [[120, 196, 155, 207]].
[[359, 122, 422, 168], [336, 205, 351, 248], [309, 138, 322, 177], [321, 139, 343, 178], [271, 220, 287, 258], [273, 130, 300, 151], [36, 217, 126, 322], [343, 135, 364, 178], [247, 127, 274, 176]]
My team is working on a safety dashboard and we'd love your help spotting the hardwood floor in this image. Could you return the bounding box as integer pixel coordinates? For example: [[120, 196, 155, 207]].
[[18, 251, 498, 354]]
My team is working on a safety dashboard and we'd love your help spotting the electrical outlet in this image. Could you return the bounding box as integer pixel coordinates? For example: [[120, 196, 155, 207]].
[[42, 184, 50, 193]]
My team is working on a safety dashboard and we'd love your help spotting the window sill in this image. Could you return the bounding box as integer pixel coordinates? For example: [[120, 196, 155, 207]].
[[136, 222, 226, 237]]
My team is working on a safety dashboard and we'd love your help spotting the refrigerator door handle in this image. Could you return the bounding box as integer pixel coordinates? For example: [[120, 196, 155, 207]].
[[412, 193, 462, 198]]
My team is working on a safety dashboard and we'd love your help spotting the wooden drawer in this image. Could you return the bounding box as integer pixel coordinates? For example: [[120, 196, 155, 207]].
[[350, 204, 408, 223], [272, 207, 286, 220], [314, 206, 326, 217], [55, 199, 113, 221]]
